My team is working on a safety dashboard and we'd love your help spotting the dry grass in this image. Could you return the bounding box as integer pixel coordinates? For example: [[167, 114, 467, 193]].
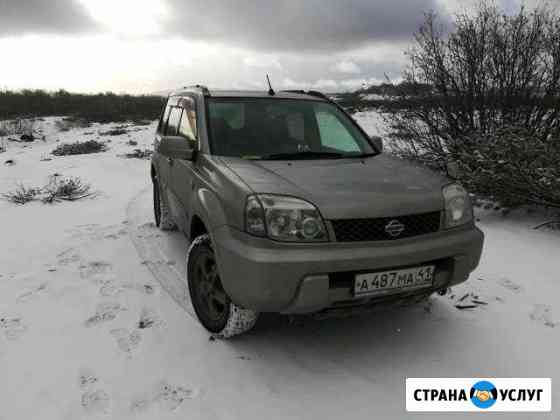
[[99, 128, 128, 136], [42, 176, 93, 203], [2, 175, 93, 205], [0, 119, 36, 137], [52, 140, 108, 156], [2, 185, 41, 204], [123, 149, 152, 160], [55, 117, 91, 132]]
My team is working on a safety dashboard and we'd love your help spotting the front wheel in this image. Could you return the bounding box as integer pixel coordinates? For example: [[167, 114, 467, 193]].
[[187, 234, 258, 338]]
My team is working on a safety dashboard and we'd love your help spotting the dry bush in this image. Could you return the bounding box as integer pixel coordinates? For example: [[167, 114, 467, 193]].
[[457, 127, 560, 208], [99, 128, 128, 136], [132, 120, 153, 126], [55, 117, 91, 132], [123, 149, 152, 159], [2, 185, 41, 204], [385, 3, 560, 208], [52, 140, 107, 156], [0, 90, 164, 123], [2, 176, 93, 205], [0, 119, 35, 137], [42, 176, 93, 203]]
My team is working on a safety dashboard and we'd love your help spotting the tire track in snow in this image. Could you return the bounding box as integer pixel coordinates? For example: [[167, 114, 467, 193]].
[[125, 187, 196, 320]]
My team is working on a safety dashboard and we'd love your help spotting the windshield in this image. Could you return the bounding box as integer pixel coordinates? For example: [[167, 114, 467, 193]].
[[207, 99, 375, 159]]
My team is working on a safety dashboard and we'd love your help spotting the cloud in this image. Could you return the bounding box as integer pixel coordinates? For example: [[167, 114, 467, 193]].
[[332, 60, 362, 74], [0, 0, 97, 36], [163, 0, 449, 52], [243, 55, 283, 70]]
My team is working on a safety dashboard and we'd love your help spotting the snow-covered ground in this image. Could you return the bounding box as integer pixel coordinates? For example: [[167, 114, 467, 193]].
[[353, 110, 388, 138], [0, 114, 558, 419]]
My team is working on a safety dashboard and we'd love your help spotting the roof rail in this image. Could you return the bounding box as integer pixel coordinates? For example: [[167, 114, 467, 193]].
[[306, 90, 330, 100], [280, 89, 331, 101], [281, 90, 306, 94], [182, 84, 211, 96]]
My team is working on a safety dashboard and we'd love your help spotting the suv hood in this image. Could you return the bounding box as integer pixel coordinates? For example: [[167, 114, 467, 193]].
[[220, 155, 447, 219]]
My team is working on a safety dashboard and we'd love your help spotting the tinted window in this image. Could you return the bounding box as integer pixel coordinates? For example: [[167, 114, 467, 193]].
[[207, 99, 372, 159], [316, 105, 360, 152], [166, 107, 182, 136], [158, 103, 172, 134], [178, 97, 197, 143]]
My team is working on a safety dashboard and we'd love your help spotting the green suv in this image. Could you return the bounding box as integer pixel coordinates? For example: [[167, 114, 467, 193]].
[[151, 86, 484, 337]]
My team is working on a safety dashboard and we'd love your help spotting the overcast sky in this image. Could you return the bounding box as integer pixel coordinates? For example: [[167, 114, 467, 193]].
[[0, 0, 539, 93]]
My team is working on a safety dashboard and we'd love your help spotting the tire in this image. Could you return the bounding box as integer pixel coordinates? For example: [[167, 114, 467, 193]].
[[186, 234, 258, 338], [153, 179, 176, 231]]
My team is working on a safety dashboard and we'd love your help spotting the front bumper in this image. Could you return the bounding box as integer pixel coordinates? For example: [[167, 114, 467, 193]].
[[212, 225, 484, 314]]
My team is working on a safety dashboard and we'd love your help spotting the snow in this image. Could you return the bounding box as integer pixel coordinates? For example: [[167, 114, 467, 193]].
[[353, 110, 388, 138], [360, 93, 385, 101], [0, 113, 559, 419]]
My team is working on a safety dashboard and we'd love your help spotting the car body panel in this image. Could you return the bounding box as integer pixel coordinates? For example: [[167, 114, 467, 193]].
[[219, 155, 446, 219], [212, 224, 484, 312]]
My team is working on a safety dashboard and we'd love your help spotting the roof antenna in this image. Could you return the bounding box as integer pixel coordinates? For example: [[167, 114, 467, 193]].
[[266, 74, 275, 96]]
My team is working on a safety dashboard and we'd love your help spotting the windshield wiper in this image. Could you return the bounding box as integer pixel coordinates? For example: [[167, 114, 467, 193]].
[[260, 151, 346, 160], [345, 152, 378, 159]]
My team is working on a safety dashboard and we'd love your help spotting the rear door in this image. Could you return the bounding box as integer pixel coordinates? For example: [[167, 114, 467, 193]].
[[168, 96, 199, 232]]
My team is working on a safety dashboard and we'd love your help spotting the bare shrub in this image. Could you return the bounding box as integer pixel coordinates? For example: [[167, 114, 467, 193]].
[[2, 176, 93, 205], [0, 119, 35, 137], [385, 3, 560, 208], [2, 185, 40, 204], [132, 120, 153, 126], [123, 149, 152, 159], [52, 140, 107, 156], [55, 117, 91, 132], [42, 176, 93, 203], [99, 128, 128, 136], [457, 127, 560, 208]]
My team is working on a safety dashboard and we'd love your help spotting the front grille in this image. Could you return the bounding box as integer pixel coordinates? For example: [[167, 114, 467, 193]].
[[330, 211, 441, 242]]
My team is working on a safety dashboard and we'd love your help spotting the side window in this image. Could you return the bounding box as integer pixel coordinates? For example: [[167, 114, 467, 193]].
[[178, 97, 198, 144], [158, 103, 172, 134], [166, 107, 182, 136], [315, 110, 360, 152]]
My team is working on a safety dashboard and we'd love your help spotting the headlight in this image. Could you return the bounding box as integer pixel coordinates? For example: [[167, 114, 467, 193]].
[[443, 183, 473, 228], [245, 194, 328, 242]]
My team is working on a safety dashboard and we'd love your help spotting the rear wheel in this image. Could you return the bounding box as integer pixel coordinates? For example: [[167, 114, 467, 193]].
[[187, 234, 258, 338], [153, 179, 176, 231]]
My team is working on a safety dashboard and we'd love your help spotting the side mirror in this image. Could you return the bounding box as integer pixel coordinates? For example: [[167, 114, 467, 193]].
[[159, 136, 195, 161], [371, 136, 383, 152], [446, 161, 462, 179]]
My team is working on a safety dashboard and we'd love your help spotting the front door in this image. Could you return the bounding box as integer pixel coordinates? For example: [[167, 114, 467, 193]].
[[159, 103, 183, 213], [168, 96, 199, 233], [154, 98, 175, 196]]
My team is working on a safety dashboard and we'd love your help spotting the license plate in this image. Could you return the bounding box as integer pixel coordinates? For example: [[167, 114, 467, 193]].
[[354, 265, 435, 296]]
